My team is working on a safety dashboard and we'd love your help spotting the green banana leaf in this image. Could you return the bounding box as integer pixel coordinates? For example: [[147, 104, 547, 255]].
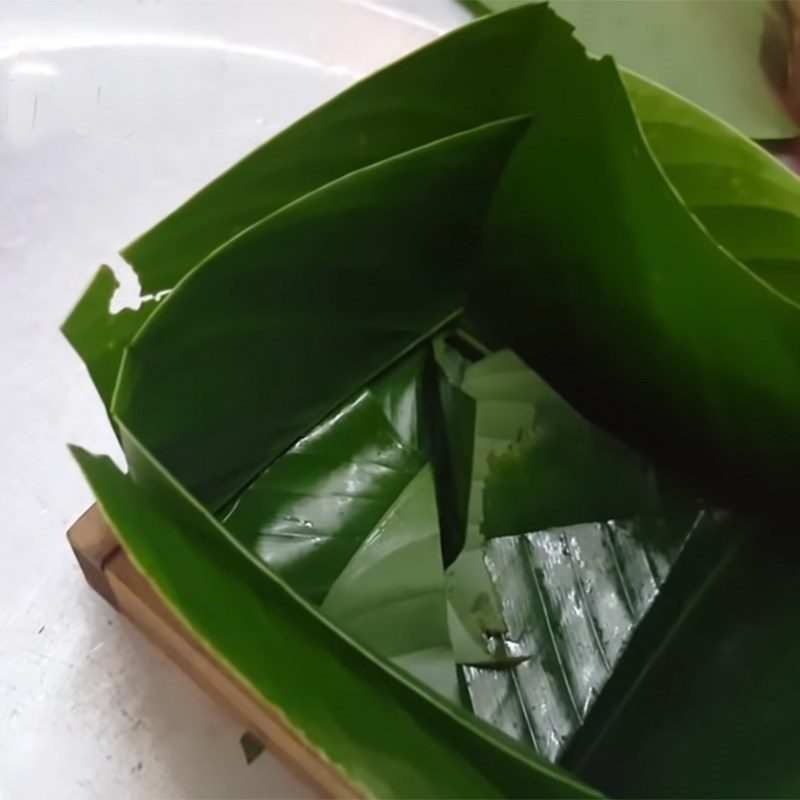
[[221, 350, 428, 605], [63, 5, 800, 797], [111, 117, 529, 509], [473, 0, 797, 139], [221, 340, 463, 697], [61, 265, 158, 408], [560, 515, 800, 800], [63, 9, 800, 412], [470, 32, 800, 518], [432, 348, 701, 758], [444, 348, 658, 665], [623, 72, 800, 302], [322, 464, 457, 700], [467, 351, 659, 538], [460, 510, 702, 762], [72, 429, 593, 799], [64, 6, 800, 517]]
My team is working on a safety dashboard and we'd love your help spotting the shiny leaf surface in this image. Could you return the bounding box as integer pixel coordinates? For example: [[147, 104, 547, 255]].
[[437, 351, 702, 759], [562, 516, 800, 799], [462, 511, 699, 762], [445, 348, 669, 665], [222, 352, 426, 604], [71, 432, 595, 799]]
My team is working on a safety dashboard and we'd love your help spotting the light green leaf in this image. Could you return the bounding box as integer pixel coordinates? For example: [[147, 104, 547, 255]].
[[393, 648, 462, 706], [322, 466, 445, 656], [476, 0, 796, 139], [624, 71, 800, 301], [322, 465, 458, 699]]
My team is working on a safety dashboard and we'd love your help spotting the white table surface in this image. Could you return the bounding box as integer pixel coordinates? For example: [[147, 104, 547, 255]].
[[0, 2, 470, 797]]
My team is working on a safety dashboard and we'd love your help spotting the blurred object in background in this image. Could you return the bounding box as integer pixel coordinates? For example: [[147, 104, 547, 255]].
[[474, 0, 799, 140], [762, 1, 800, 123], [762, 1, 800, 171]]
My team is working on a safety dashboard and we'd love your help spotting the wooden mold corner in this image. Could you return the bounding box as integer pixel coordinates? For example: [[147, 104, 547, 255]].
[[67, 505, 361, 800]]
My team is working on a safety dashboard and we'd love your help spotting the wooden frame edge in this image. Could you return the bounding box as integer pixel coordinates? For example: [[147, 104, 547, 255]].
[[67, 504, 362, 800]]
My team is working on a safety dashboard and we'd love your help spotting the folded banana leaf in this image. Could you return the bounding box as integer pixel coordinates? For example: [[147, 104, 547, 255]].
[[65, 5, 800, 798]]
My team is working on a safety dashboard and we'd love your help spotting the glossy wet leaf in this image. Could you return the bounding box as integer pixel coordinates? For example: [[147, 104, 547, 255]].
[[475, 0, 796, 138], [446, 349, 663, 664], [71, 431, 595, 799], [222, 338, 479, 695], [322, 465, 460, 700], [222, 352, 426, 605], [561, 515, 800, 799], [461, 510, 700, 762], [438, 351, 703, 757]]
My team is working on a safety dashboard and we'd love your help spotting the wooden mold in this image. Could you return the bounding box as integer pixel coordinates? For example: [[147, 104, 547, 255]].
[[67, 505, 360, 800]]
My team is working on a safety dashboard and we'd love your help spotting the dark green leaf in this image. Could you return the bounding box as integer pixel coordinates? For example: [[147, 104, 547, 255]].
[[121, 5, 563, 293], [112, 117, 530, 509], [61, 265, 158, 408], [71, 432, 596, 799], [420, 342, 476, 568], [561, 516, 800, 799], [476, 42, 800, 517], [76, 4, 800, 515], [222, 351, 426, 605]]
